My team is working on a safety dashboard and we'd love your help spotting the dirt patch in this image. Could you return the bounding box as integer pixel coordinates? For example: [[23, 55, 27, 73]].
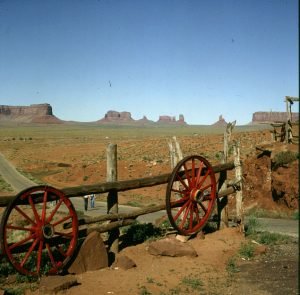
[[227, 239, 299, 295], [2, 228, 298, 295]]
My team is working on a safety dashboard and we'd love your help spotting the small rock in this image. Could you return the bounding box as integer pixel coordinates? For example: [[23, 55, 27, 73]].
[[254, 245, 268, 256], [175, 235, 190, 243], [148, 238, 198, 257], [39, 275, 78, 293], [111, 255, 136, 270]]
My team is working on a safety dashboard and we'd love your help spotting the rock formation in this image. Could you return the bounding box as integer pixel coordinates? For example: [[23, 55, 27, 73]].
[[157, 115, 186, 124], [252, 112, 299, 123], [0, 103, 62, 123], [98, 110, 134, 123], [98, 111, 186, 125], [211, 115, 227, 127]]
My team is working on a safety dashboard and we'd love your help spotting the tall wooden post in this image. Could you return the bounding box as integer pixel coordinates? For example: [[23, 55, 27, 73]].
[[233, 142, 244, 232], [219, 121, 235, 228], [106, 143, 119, 255], [285, 97, 290, 143]]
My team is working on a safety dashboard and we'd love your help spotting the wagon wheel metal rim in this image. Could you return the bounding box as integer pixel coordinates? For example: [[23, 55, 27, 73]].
[[0, 185, 78, 276], [166, 155, 217, 235]]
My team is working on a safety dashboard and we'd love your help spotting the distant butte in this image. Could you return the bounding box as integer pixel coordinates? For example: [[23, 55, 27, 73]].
[[0, 103, 62, 124], [98, 110, 186, 125], [1, 103, 297, 125]]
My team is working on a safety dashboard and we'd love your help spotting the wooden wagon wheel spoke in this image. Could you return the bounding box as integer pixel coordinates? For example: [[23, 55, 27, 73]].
[[52, 215, 73, 227], [46, 198, 64, 223], [173, 199, 191, 222], [45, 243, 56, 267], [195, 162, 204, 187], [20, 237, 39, 267], [15, 206, 36, 226], [6, 224, 35, 232], [0, 185, 78, 276], [28, 195, 41, 224], [175, 173, 189, 190], [170, 194, 189, 206], [8, 233, 36, 251], [198, 201, 208, 214], [196, 169, 210, 189], [193, 204, 201, 224], [54, 231, 74, 238], [37, 240, 44, 274], [183, 163, 192, 187], [41, 190, 48, 223], [178, 200, 192, 228], [181, 201, 193, 230], [166, 155, 217, 235]]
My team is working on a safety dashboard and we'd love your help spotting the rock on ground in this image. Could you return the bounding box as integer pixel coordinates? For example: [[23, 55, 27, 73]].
[[68, 231, 108, 274], [147, 237, 198, 257]]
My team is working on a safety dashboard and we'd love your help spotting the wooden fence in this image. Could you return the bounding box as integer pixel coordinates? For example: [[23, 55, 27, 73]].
[[0, 125, 243, 255]]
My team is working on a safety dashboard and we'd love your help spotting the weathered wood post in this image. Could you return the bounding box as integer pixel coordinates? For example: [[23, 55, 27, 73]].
[[233, 141, 244, 232], [106, 143, 119, 255], [285, 96, 290, 143], [219, 121, 236, 228], [168, 136, 183, 169]]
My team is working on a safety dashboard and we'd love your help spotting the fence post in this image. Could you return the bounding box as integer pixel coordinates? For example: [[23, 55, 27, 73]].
[[219, 121, 235, 228], [233, 141, 244, 232], [106, 143, 119, 255]]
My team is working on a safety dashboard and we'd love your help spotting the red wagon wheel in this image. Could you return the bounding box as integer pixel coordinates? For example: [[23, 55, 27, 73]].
[[166, 155, 217, 236], [0, 186, 78, 276]]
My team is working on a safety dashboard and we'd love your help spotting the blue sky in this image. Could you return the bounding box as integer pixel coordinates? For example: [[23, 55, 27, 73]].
[[0, 0, 298, 125]]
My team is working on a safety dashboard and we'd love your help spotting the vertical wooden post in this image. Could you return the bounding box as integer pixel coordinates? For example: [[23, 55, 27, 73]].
[[219, 121, 235, 228], [106, 143, 119, 255], [233, 141, 244, 232], [218, 170, 228, 229], [285, 97, 290, 144]]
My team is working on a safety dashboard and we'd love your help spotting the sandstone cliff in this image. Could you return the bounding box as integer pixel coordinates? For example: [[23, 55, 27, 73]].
[[98, 111, 186, 125], [98, 110, 134, 123], [0, 104, 62, 123], [157, 114, 186, 124]]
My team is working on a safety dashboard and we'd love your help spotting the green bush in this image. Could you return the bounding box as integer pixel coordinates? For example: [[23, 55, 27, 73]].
[[123, 222, 162, 243], [257, 232, 292, 245], [181, 276, 204, 291], [239, 242, 255, 259], [245, 216, 261, 236], [272, 151, 299, 170], [226, 257, 240, 274]]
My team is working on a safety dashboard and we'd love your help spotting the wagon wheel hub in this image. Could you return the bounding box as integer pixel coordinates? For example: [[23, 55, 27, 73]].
[[42, 224, 55, 239], [190, 188, 203, 202]]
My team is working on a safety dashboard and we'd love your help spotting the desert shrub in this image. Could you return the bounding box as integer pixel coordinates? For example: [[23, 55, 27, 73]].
[[123, 222, 162, 243], [239, 242, 255, 259], [226, 257, 240, 274], [245, 216, 261, 236], [181, 276, 204, 291], [257, 232, 292, 245], [272, 151, 299, 170], [0, 256, 17, 277]]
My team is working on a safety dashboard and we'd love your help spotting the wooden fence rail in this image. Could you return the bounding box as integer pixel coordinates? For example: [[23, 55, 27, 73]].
[[0, 162, 235, 207]]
